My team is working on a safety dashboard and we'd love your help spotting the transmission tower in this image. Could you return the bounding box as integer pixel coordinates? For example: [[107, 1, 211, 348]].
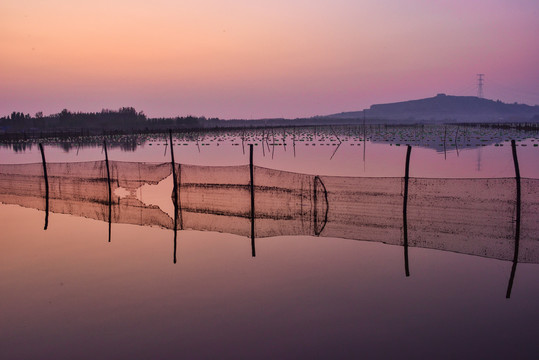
[[477, 74, 484, 98]]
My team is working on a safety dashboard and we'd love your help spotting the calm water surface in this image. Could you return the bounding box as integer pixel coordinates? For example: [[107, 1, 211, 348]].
[[1, 125, 538, 359]]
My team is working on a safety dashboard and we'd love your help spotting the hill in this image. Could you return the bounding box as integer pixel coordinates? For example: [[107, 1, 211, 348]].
[[326, 94, 539, 123]]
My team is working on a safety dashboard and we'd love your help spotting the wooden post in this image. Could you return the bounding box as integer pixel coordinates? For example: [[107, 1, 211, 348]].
[[173, 202, 178, 264], [169, 130, 178, 204], [250, 144, 256, 257], [403, 145, 412, 277], [103, 140, 112, 242], [169, 130, 178, 264], [506, 140, 521, 298], [313, 176, 318, 234], [39, 143, 49, 230]]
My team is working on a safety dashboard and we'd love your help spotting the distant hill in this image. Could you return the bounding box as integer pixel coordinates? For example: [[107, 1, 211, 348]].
[[326, 94, 539, 123]]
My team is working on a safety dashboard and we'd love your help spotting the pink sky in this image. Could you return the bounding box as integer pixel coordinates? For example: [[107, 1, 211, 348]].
[[1, 0, 538, 119]]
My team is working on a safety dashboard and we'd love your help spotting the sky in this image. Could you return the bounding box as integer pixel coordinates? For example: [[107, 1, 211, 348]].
[[1, 0, 538, 119]]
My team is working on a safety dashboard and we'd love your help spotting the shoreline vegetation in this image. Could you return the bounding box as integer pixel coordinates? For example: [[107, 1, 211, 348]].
[[1, 95, 538, 141]]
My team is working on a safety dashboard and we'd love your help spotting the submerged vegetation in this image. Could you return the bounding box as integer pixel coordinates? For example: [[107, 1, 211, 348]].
[[1, 123, 538, 155]]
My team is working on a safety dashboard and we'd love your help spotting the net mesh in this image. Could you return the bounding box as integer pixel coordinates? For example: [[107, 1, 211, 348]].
[[1, 161, 537, 263], [0, 163, 47, 211], [319, 176, 403, 245], [111, 161, 173, 228], [408, 178, 516, 261], [178, 164, 251, 236], [521, 178, 539, 262]]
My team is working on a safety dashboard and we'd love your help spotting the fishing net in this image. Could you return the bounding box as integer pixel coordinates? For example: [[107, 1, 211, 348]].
[[178, 164, 251, 236], [521, 178, 539, 262], [319, 176, 403, 245], [1, 161, 538, 263], [0, 163, 47, 211], [0, 161, 173, 228], [407, 178, 516, 261], [110, 161, 172, 228]]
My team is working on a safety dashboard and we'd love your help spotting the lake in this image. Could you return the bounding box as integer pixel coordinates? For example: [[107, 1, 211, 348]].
[[1, 124, 538, 359]]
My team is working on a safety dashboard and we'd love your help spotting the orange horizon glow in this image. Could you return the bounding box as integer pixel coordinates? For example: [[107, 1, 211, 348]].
[[1, 0, 538, 118]]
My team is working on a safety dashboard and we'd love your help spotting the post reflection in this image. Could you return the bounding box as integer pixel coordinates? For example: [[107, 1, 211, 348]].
[[506, 140, 522, 298]]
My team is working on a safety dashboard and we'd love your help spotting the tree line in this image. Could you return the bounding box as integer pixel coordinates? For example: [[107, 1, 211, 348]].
[[0, 107, 217, 132]]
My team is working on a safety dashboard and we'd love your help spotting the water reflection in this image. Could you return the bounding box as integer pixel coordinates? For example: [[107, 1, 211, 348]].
[[1, 155, 537, 298], [1, 124, 538, 155], [2, 128, 538, 359]]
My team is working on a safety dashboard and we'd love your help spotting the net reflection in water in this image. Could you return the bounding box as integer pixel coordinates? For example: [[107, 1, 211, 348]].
[[0, 160, 537, 263]]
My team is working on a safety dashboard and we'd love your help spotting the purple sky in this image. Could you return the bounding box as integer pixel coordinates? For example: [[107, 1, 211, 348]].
[[1, 0, 538, 119]]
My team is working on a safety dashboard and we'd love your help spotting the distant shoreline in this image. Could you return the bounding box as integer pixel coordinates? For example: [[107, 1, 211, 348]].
[[2, 95, 538, 140]]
